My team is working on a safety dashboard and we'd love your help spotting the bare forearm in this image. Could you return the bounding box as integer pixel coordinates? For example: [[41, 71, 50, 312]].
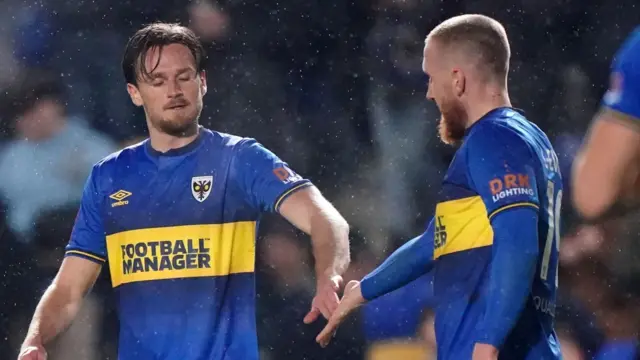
[[310, 210, 350, 278], [22, 284, 83, 348]]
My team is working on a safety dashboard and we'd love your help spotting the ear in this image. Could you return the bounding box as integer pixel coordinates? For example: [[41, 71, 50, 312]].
[[452, 69, 466, 97], [199, 70, 208, 96], [126, 83, 144, 107]]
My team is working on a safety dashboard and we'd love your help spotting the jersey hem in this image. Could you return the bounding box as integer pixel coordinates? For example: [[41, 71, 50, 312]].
[[273, 180, 313, 212], [488, 202, 539, 220], [65, 249, 106, 264]]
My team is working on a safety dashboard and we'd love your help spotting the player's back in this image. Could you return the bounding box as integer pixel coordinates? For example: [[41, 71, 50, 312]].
[[432, 107, 562, 360], [65, 127, 312, 360]]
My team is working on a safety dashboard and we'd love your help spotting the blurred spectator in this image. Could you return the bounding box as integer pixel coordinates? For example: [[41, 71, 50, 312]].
[[257, 219, 365, 360], [1, 1, 640, 359], [26, 204, 103, 360], [365, 0, 444, 239], [0, 69, 117, 240], [0, 198, 36, 357], [557, 322, 587, 360]]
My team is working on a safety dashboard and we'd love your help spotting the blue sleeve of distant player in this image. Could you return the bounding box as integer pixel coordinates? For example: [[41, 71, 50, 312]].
[[475, 208, 539, 348], [467, 127, 541, 347], [234, 139, 312, 213], [360, 218, 435, 301], [64, 167, 107, 264], [602, 28, 640, 121]]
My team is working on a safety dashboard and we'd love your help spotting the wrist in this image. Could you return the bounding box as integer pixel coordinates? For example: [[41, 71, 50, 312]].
[[316, 268, 339, 282], [21, 336, 43, 350]]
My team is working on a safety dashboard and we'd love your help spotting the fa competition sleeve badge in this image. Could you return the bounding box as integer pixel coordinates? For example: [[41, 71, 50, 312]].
[[273, 165, 302, 184]]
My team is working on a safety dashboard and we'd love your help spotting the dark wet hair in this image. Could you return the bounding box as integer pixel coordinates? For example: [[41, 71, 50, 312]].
[[122, 22, 206, 85]]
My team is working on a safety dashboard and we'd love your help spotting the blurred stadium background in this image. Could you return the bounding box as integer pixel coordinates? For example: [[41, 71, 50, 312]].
[[0, 0, 639, 359]]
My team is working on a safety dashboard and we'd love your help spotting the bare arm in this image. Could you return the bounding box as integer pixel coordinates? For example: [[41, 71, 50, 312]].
[[21, 256, 102, 350], [572, 109, 640, 220], [279, 185, 350, 279]]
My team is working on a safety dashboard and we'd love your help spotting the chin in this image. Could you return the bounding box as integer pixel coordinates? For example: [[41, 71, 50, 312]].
[[438, 117, 465, 147], [436, 98, 467, 146], [156, 117, 199, 137]]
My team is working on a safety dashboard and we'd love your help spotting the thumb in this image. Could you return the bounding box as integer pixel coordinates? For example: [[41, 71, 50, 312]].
[[331, 275, 344, 290], [303, 307, 320, 324]]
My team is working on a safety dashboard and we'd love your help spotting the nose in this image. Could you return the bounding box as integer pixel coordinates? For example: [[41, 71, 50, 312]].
[[426, 85, 434, 101], [426, 77, 434, 101], [167, 78, 183, 98]]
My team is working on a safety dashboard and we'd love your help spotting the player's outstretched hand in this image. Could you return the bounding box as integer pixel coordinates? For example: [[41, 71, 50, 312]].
[[315, 280, 365, 348], [304, 274, 343, 324], [18, 345, 47, 360]]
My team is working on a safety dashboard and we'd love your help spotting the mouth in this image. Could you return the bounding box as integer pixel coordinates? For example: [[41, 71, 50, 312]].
[[166, 103, 188, 110]]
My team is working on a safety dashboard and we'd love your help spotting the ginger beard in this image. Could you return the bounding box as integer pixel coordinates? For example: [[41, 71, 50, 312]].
[[437, 93, 468, 147]]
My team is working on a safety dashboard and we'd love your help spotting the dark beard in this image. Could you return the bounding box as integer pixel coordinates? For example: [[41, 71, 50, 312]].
[[156, 119, 199, 137], [437, 100, 467, 146]]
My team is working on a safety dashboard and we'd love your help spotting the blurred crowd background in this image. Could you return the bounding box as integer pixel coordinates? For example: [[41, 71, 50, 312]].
[[0, 0, 639, 359]]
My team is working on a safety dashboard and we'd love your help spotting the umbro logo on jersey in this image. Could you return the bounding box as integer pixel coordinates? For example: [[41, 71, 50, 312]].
[[110, 190, 132, 208], [192, 176, 213, 203]]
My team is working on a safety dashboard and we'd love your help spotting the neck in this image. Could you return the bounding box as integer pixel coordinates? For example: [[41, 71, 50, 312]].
[[465, 85, 511, 129], [148, 124, 200, 153]]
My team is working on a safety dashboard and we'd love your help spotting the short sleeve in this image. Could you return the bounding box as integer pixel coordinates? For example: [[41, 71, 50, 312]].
[[467, 127, 540, 220], [233, 139, 312, 213], [64, 166, 107, 264], [602, 28, 640, 121]]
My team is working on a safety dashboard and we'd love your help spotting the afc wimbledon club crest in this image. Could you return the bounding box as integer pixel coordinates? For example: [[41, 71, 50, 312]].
[[191, 176, 213, 202]]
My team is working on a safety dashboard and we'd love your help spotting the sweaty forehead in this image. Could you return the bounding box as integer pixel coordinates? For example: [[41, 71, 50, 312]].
[[143, 44, 196, 74]]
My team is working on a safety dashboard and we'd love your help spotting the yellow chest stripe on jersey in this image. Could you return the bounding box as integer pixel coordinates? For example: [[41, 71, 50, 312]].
[[433, 196, 494, 260], [106, 222, 256, 287]]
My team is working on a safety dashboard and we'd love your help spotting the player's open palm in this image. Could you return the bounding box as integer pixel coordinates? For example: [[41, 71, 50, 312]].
[[315, 280, 364, 347], [18, 345, 47, 360]]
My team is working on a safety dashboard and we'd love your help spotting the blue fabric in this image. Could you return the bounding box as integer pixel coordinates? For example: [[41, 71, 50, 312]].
[[65, 128, 311, 360], [361, 273, 433, 341], [360, 218, 435, 301], [430, 108, 562, 360], [602, 26, 640, 120], [595, 340, 638, 360], [475, 207, 539, 347]]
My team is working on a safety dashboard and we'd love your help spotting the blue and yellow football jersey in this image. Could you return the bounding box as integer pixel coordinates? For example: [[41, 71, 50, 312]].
[[65, 127, 312, 360], [602, 26, 640, 122], [432, 107, 562, 359]]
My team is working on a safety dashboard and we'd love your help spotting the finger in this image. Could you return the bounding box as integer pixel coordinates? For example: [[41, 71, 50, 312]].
[[303, 307, 320, 324], [316, 320, 339, 347], [328, 290, 340, 312], [323, 292, 341, 318], [330, 276, 342, 291], [317, 300, 332, 320]]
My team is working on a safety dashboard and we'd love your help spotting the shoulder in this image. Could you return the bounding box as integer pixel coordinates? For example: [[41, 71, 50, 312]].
[[612, 27, 640, 69], [200, 127, 258, 152], [91, 140, 146, 180], [465, 109, 535, 156]]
